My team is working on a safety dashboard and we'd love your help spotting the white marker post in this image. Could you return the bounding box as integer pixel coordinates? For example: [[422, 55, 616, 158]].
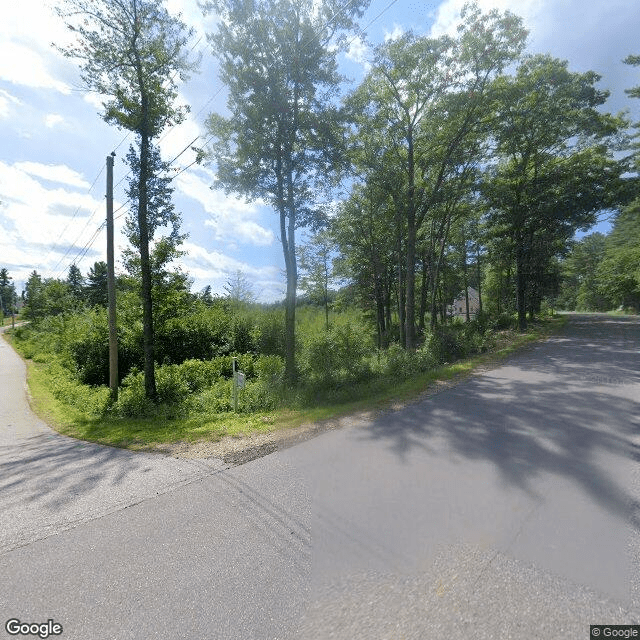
[[232, 357, 246, 412]]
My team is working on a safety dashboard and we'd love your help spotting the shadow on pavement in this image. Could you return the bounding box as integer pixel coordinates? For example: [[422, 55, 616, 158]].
[[355, 314, 640, 530]]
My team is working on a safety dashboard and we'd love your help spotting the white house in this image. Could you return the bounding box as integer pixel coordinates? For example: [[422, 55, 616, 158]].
[[449, 287, 480, 318]]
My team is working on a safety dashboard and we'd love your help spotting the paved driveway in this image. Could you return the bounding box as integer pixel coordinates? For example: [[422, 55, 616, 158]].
[[1, 315, 639, 639]]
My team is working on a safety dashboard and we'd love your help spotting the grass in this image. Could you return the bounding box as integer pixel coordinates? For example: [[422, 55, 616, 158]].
[[7, 314, 567, 452]]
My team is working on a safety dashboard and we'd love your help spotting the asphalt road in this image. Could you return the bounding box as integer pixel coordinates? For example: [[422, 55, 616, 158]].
[[1, 314, 639, 639]]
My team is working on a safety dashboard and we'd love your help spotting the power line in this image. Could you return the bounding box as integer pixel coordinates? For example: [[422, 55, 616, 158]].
[[52, 0, 385, 281], [345, 0, 401, 52]]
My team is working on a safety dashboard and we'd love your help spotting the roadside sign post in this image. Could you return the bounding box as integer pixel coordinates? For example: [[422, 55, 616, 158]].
[[232, 357, 246, 412]]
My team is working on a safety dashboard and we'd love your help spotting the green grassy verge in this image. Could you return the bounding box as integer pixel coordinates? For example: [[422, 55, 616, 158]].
[[7, 315, 566, 451]]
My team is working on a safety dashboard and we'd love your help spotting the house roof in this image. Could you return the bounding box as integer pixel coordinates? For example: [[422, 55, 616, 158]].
[[452, 287, 479, 304]]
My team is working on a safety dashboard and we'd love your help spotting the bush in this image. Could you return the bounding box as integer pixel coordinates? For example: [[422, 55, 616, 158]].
[[155, 307, 232, 363], [41, 358, 110, 418], [111, 353, 286, 418], [425, 326, 464, 364], [68, 313, 110, 386], [491, 312, 516, 330], [382, 343, 417, 378], [189, 382, 233, 414], [299, 323, 372, 389], [252, 310, 285, 356]]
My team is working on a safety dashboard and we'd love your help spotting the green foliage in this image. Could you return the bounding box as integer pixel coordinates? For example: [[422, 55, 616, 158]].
[[299, 323, 373, 390], [85, 261, 108, 307], [156, 307, 231, 363], [252, 309, 286, 356], [68, 311, 110, 385], [483, 54, 628, 328], [0, 268, 17, 316], [35, 355, 110, 418], [345, 4, 527, 346], [203, 0, 370, 383], [596, 201, 640, 310], [112, 353, 285, 418]]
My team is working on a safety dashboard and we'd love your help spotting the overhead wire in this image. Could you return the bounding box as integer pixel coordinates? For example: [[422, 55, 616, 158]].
[[53, 0, 398, 279]]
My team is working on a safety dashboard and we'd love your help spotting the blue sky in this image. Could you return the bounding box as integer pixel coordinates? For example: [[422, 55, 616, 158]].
[[1, 0, 639, 300]]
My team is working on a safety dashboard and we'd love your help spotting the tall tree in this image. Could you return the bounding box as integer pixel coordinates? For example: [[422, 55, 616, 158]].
[[559, 233, 610, 311], [224, 270, 256, 308], [203, 0, 370, 383], [23, 271, 45, 320], [333, 184, 398, 348], [483, 54, 627, 330], [298, 230, 335, 329], [67, 263, 84, 303], [86, 261, 109, 307], [347, 3, 526, 347], [0, 269, 14, 314], [56, 0, 196, 399], [597, 203, 640, 311], [623, 53, 640, 169]]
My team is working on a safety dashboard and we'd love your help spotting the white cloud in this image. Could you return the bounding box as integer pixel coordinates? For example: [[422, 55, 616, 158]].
[[165, 0, 218, 41], [175, 169, 275, 247], [44, 114, 65, 129], [0, 161, 102, 265], [178, 240, 282, 301], [0, 90, 22, 119], [83, 92, 108, 111], [157, 102, 203, 164], [384, 24, 405, 42], [0, 42, 71, 94], [14, 161, 91, 190], [347, 37, 370, 66], [427, 0, 640, 117], [429, 0, 540, 38]]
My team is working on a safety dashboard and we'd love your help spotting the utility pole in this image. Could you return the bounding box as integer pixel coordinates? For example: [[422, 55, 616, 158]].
[[106, 152, 118, 401]]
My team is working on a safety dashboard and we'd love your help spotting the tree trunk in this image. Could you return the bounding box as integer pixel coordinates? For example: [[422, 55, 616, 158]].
[[476, 243, 483, 314], [418, 248, 430, 334], [462, 230, 470, 322], [280, 206, 297, 384], [430, 213, 452, 329], [404, 125, 416, 349], [516, 242, 528, 331], [138, 129, 157, 399]]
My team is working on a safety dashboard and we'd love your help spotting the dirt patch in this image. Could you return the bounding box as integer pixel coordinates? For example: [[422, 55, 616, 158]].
[[151, 409, 384, 465]]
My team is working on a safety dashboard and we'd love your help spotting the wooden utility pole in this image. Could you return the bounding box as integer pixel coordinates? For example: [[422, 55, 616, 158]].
[[106, 152, 118, 401]]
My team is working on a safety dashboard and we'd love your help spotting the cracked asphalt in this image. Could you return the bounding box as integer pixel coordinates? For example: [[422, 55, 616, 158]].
[[1, 314, 639, 639]]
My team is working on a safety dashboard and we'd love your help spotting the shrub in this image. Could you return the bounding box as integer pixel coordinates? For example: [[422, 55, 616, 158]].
[[68, 313, 110, 386], [425, 326, 464, 364], [299, 323, 372, 390], [156, 307, 232, 363], [189, 382, 233, 414], [41, 358, 110, 418], [382, 342, 418, 378], [113, 369, 154, 418], [155, 364, 191, 405], [491, 312, 516, 330], [252, 310, 285, 356]]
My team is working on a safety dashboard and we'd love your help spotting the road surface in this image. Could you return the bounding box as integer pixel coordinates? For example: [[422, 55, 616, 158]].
[[1, 314, 639, 639]]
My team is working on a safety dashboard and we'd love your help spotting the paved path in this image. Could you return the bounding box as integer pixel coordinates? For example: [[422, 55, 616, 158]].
[[0, 327, 225, 555], [1, 315, 639, 639]]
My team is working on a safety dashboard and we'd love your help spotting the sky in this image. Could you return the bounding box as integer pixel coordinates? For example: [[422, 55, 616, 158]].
[[1, 0, 639, 301]]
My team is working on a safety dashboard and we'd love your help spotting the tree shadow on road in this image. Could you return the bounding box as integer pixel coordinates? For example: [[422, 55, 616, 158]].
[[354, 315, 640, 531]]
